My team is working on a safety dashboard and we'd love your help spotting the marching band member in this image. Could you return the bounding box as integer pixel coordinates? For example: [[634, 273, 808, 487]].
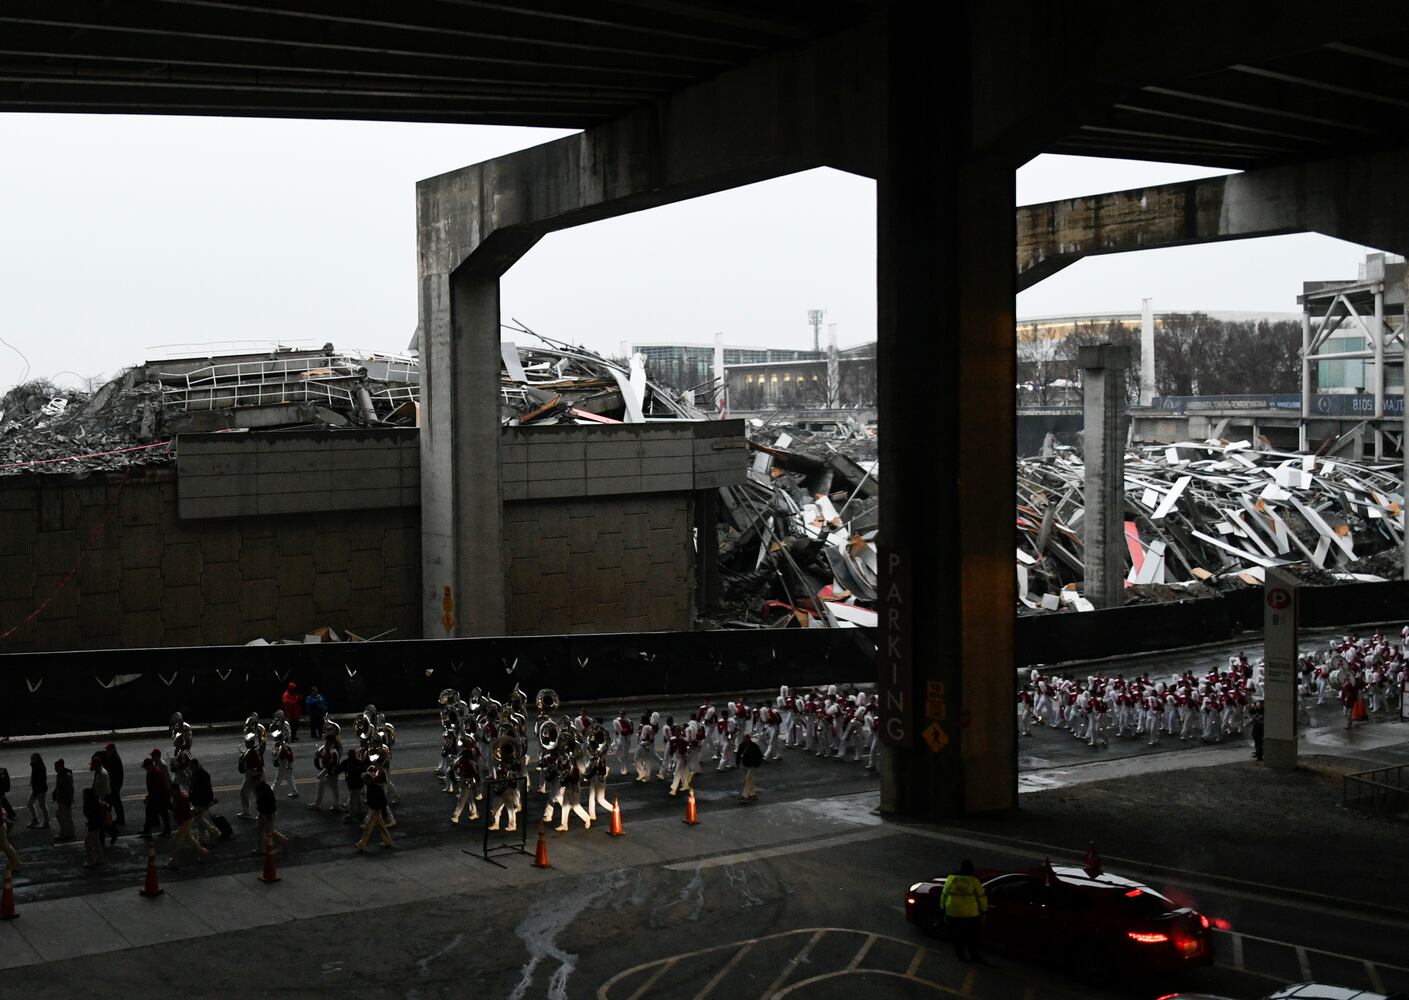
[[271, 735, 301, 801], [236, 732, 263, 819], [634, 713, 658, 782], [611, 710, 634, 775], [310, 734, 342, 812]]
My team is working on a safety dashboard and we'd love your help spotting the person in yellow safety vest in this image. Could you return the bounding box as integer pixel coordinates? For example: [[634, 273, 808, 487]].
[[940, 859, 988, 963]]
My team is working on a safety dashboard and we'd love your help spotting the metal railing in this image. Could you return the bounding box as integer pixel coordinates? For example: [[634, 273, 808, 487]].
[[160, 358, 361, 411], [1343, 763, 1409, 816]]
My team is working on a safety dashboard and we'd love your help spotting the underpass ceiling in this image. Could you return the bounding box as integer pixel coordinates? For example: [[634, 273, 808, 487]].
[[1052, 33, 1409, 168], [0, 0, 875, 126]]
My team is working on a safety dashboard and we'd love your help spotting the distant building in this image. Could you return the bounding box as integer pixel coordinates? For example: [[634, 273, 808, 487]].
[[724, 342, 876, 411], [629, 341, 822, 392]]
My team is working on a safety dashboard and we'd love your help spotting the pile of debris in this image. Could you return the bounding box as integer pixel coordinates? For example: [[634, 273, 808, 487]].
[[706, 423, 879, 629], [1, 330, 709, 476], [245, 625, 395, 646], [499, 324, 704, 425], [1018, 439, 1405, 612], [0, 373, 171, 476]]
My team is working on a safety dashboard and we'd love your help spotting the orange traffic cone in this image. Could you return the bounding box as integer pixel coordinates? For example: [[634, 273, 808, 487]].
[[139, 839, 163, 897], [1, 867, 17, 920], [608, 797, 624, 838], [683, 788, 699, 826], [531, 820, 551, 869], [258, 832, 280, 883]]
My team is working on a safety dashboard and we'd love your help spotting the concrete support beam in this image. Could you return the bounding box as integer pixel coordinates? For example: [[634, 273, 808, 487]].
[[416, 20, 883, 637], [1017, 148, 1409, 291], [1080, 345, 1130, 610], [877, 6, 1016, 820]]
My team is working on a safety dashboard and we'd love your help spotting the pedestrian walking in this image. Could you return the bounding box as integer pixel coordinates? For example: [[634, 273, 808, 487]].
[[282, 682, 304, 741], [940, 859, 988, 963], [26, 753, 49, 829], [0, 809, 19, 874], [739, 732, 764, 801], [355, 768, 394, 851], [89, 753, 116, 844], [305, 686, 328, 740], [0, 766, 15, 822], [52, 758, 76, 842], [187, 758, 219, 846], [339, 749, 366, 823], [139, 757, 173, 839], [252, 772, 288, 855], [101, 743, 126, 826], [81, 788, 105, 868], [165, 783, 209, 868]]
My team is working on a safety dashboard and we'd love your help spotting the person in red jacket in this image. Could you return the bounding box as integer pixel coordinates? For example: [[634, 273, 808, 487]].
[[166, 783, 208, 868], [282, 682, 304, 741]]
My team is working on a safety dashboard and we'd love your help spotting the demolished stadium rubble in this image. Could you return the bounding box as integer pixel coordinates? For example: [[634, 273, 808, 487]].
[[1018, 439, 1406, 613], [0, 329, 706, 477], [707, 419, 879, 630]]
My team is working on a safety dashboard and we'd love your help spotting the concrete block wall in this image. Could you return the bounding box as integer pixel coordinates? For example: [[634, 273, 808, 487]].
[[177, 428, 419, 519], [504, 493, 693, 634], [0, 471, 420, 654]]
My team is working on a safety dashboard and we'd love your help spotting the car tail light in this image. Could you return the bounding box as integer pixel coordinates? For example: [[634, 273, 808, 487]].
[[906, 897, 917, 906], [1125, 889, 1143, 897], [1126, 932, 1169, 943], [1172, 933, 1204, 957], [1199, 914, 1209, 929]]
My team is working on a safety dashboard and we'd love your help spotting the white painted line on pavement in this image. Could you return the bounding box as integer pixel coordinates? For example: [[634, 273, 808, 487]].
[[846, 933, 877, 972], [625, 958, 676, 1000], [1295, 944, 1311, 981], [694, 942, 752, 1000], [960, 966, 977, 995], [1231, 932, 1244, 971], [1366, 961, 1386, 994], [1215, 927, 1409, 976], [760, 929, 826, 1000], [663, 827, 891, 872], [905, 945, 926, 978]]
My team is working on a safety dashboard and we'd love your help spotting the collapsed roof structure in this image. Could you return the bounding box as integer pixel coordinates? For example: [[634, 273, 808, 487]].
[[1018, 439, 1406, 612], [0, 331, 706, 477]]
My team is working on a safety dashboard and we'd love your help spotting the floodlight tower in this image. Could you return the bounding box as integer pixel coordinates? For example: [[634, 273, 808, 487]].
[[807, 308, 825, 354]]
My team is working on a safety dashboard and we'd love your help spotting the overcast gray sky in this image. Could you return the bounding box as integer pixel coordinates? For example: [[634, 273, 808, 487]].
[[0, 114, 1382, 392]]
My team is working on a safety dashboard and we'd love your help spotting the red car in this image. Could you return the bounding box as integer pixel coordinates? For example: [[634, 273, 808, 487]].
[[906, 860, 1214, 979]]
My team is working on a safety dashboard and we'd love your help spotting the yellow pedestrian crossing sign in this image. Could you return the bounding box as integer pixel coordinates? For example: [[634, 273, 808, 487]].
[[922, 721, 948, 752]]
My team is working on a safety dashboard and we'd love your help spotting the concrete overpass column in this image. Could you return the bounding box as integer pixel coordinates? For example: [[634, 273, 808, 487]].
[[420, 264, 510, 638], [877, 6, 1016, 820], [1080, 345, 1130, 610]]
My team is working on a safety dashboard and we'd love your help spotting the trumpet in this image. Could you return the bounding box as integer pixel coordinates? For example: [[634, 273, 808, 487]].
[[585, 722, 609, 756], [535, 688, 559, 713]]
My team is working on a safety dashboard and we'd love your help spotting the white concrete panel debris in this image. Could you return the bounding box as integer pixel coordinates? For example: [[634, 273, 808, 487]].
[[1016, 439, 1405, 614]]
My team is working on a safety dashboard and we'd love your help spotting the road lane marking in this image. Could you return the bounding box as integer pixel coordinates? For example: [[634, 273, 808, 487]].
[[1295, 945, 1311, 981], [906, 945, 926, 978], [626, 958, 677, 1000], [694, 942, 752, 1000], [847, 934, 877, 972], [1214, 928, 1409, 976], [1366, 961, 1386, 994], [960, 967, 977, 995], [1231, 932, 1244, 971], [663, 828, 891, 871], [774, 970, 953, 998], [760, 929, 826, 999]]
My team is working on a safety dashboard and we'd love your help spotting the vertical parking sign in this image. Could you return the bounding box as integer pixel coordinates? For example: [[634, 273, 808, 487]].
[[878, 546, 912, 748]]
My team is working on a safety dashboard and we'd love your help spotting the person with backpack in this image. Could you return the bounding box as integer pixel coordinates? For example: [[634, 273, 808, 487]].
[[51, 758, 75, 842], [166, 782, 209, 868], [187, 758, 221, 846], [101, 743, 126, 827]]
